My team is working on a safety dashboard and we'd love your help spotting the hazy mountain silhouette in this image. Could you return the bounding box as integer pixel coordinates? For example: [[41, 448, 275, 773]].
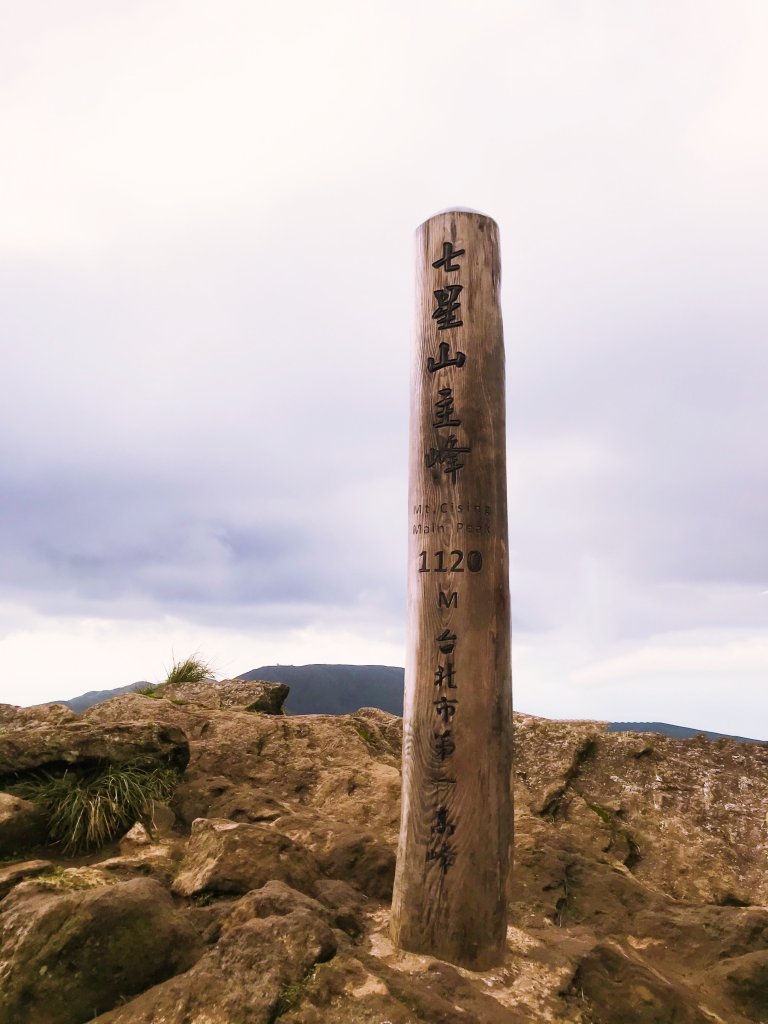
[[50, 680, 151, 713], [606, 721, 763, 743], [235, 664, 404, 715], [44, 665, 764, 742]]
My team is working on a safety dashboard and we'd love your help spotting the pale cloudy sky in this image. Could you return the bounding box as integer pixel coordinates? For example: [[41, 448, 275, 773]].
[[1, 1, 766, 737]]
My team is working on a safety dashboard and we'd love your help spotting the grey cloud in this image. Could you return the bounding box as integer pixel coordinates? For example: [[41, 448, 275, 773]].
[[0, 466, 405, 630], [0, 2, 766, 697]]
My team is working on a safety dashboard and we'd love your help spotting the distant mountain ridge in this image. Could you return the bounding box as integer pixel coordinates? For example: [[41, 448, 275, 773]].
[[50, 680, 151, 713], [605, 721, 763, 743], [235, 664, 404, 716], [43, 664, 765, 742]]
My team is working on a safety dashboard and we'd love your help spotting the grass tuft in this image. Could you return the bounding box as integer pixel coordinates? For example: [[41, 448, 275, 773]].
[[163, 654, 213, 687], [8, 762, 179, 856], [271, 967, 316, 1021], [353, 722, 375, 745], [135, 683, 162, 698], [191, 890, 218, 907]]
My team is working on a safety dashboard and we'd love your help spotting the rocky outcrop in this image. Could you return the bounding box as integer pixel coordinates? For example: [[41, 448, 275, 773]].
[[160, 676, 289, 713], [0, 859, 54, 900], [0, 680, 766, 1023], [0, 791, 47, 856], [514, 713, 768, 907], [172, 817, 321, 897], [0, 877, 200, 1024], [710, 950, 768, 1018], [567, 939, 716, 1024], [317, 828, 396, 899], [0, 702, 78, 731], [90, 886, 337, 1023], [0, 719, 190, 777]]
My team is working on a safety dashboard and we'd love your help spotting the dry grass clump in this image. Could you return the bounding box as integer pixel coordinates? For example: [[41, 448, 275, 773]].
[[9, 762, 178, 855], [134, 654, 213, 699], [163, 654, 213, 687]]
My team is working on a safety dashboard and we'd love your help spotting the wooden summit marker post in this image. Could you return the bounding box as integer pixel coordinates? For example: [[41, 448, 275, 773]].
[[391, 209, 513, 970]]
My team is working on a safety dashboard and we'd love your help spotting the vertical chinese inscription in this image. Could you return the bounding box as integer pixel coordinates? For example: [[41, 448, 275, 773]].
[[392, 209, 513, 972], [425, 244, 471, 486], [425, 240, 468, 873]]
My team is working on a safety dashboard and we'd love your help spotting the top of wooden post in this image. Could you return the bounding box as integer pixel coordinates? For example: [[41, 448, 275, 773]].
[[419, 207, 498, 228]]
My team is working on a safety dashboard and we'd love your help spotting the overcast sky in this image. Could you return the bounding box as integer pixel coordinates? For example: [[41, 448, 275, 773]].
[[1, 1, 766, 737]]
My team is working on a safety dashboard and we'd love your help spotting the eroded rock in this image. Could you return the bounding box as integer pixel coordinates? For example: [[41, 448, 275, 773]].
[[0, 686, 764, 1024], [161, 676, 289, 714], [0, 791, 47, 856], [118, 821, 152, 851], [315, 878, 367, 936], [0, 877, 200, 1024], [709, 949, 768, 1018], [318, 829, 396, 899], [0, 859, 54, 900], [515, 715, 768, 907], [222, 879, 333, 930], [91, 901, 337, 1023], [0, 719, 190, 776], [565, 940, 715, 1024], [172, 817, 321, 897], [0, 703, 78, 731]]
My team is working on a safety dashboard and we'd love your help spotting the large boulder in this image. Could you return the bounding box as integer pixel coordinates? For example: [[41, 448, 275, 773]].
[[317, 829, 396, 899], [514, 715, 768, 907], [0, 703, 78, 731], [566, 940, 715, 1024], [223, 878, 335, 929], [0, 877, 200, 1024], [172, 817, 321, 898], [0, 719, 190, 776], [708, 950, 768, 1018], [0, 791, 47, 856], [314, 878, 368, 936], [169, 708, 403, 844], [161, 677, 289, 714], [90, 891, 337, 1023]]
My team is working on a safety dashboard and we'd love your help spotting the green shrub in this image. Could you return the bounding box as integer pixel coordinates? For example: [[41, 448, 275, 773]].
[[9, 762, 179, 856]]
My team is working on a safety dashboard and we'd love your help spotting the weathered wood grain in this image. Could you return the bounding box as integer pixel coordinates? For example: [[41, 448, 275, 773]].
[[391, 209, 513, 970]]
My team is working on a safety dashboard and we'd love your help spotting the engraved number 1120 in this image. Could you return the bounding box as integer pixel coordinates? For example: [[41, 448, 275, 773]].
[[418, 549, 483, 573]]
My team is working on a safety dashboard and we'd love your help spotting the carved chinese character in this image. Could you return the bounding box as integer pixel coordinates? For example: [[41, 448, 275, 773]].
[[427, 341, 466, 373], [437, 629, 456, 655], [433, 387, 461, 428], [434, 239, 462, 272], [432, 285, 463, 330], [433, 695, 458, 724], [431, 806, 456, 836], [432, 241, 465, 272], [434, 730, 456, 760], [426, 841, 456, 874], [434, 661, 456, 689], [425, 435, 471, 482]]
